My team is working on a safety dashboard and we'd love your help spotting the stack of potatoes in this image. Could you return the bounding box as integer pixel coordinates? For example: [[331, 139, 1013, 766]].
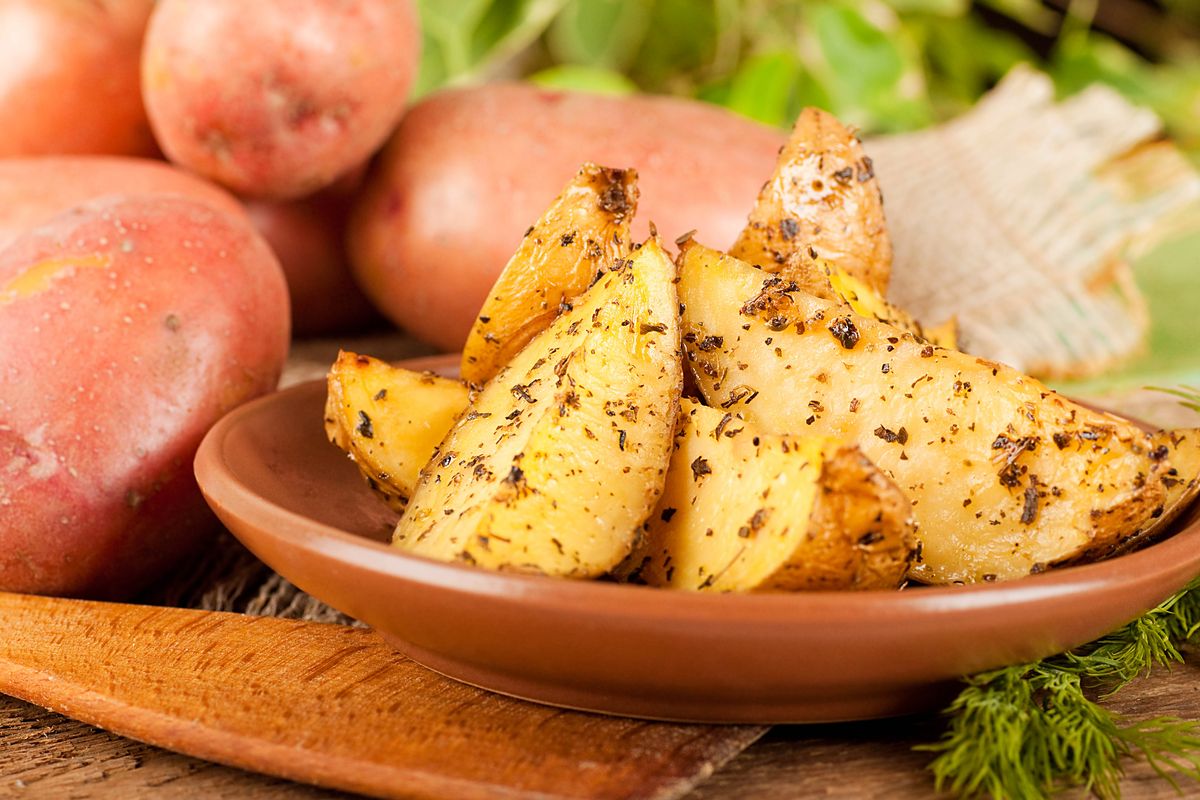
[[327, 111, 1200, 591]]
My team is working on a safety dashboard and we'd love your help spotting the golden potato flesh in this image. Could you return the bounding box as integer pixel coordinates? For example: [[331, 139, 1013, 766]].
[[678, 245, 1168, 584], [823, 262, 957, 350], [460, 163, 638, 385], [325, 351, 469, 511], [394, 238, 682, 577], [729, 107, 891, 295], [616, 400, 915, 591]]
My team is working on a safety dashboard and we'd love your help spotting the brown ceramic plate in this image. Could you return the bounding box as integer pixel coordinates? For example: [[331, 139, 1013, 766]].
[[195, 354, 1200, 724]]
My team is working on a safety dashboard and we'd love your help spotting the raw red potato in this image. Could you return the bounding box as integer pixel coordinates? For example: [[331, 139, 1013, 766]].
[[142, 0, 420, 199], [349, 83, 785, 350], [0, 0, 157, 157], [0, 195, 289, 599], [246, 191, 381, 337], [0, 157, 244, 249]]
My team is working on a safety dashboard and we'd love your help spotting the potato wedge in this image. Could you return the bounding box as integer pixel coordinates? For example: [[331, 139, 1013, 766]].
[[325, 351, 469, 511], [729, 107, 891, 294], [678, 244, 1168, 584], [616, 400, 915, 591], [1105, 428, 1200, 557], [461, 163, 638, 385], [394, 238, 682, 576]]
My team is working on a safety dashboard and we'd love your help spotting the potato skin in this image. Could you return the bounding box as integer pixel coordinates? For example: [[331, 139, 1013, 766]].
[[461, 163, 638, 384], [246, 192, 381, 336], [0, 0, 156, 157], [730, 107, 891, 294], [142, 0, 420, 199], [349, 83, 785, 350], [0, 195, 289, 598], [0, 157, 244, 250]]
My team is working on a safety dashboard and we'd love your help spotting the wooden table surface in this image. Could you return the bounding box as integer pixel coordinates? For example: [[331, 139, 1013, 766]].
[[5, 650, 1200, 799], [6, 339, 1199, 799]]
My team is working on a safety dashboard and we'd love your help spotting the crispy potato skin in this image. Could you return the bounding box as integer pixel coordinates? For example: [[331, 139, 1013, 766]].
[[349, 83, 785, 350], [0, 157, 245, 251], [1105, 428, 1200, 557], [394, 239, 682, 577], [0, 0, 157, 157], [325, 351, 469, 511], [730, 108, 891, 295], [461, 164, 638, 385], [0, 196, 289, 598], [142, 0, 419, 199], [678, 244, 1167, 584], [618, 400, 915, 592]]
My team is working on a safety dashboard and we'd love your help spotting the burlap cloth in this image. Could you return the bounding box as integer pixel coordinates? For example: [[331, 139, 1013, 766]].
[[153, 68, 1200, 621]]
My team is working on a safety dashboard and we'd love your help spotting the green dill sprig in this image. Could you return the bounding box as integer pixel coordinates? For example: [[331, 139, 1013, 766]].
[[1148, 385, 1200, 414], [919, 577, 1200, 799]]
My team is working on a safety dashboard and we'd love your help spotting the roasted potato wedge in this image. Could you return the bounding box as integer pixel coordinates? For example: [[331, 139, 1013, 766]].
[[394, 238, 682, 576], [725, 109, 954, 348], [1105, 428, 1200, 557], [460, 163, 638, 385], [325, 351, 469, 511], [729, 107, 891, 294], [678, 243, 1168, 584], [615, 400, 915, 591]]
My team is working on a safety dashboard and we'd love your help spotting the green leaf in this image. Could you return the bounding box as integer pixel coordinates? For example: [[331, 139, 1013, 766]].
[[805, 3, 932, 132], [412, 0, 567, 97], [723, 51, 802, 127], [527, 64, 639, 95], [882, 0, 967, 17], [547, 0, 651, 70]]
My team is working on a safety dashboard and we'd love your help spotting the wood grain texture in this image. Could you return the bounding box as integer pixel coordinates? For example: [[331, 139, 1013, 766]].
[[8, 654, 1200, 800], [0, 593, 763, 800]]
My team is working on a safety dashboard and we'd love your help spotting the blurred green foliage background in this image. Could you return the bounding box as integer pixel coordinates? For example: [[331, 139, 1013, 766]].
[[412, 0, 1200, 393], [412, 0, 1200, 157]]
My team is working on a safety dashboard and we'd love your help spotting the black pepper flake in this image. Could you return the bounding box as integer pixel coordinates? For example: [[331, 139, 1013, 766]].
[[618, 430, 627, 451], [920, 345, 934, 358], [1053, 432, 1072, 449], [697, 335, 724, 351], [874, 425, 901, 444], [1150, 444, 1170, 461], [660, 507, 677, 523], [828, 317, 860, 349], [640, 321, 668, 334], [356, 410, 373, 439], [691, 457, 712, 480], [1020, 486, 1039, 524], [560, 231, 576, 246], [511, 383, 536, 403], [833, 166, 854, 184], [856, 156, 875, 182], [858, 531, 884, 546], [504, 465, 525, 485], [780, 218, 799, 240]]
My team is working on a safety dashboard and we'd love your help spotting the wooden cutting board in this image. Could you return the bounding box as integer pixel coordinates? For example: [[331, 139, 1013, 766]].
[[0, 592, 765, 800]]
